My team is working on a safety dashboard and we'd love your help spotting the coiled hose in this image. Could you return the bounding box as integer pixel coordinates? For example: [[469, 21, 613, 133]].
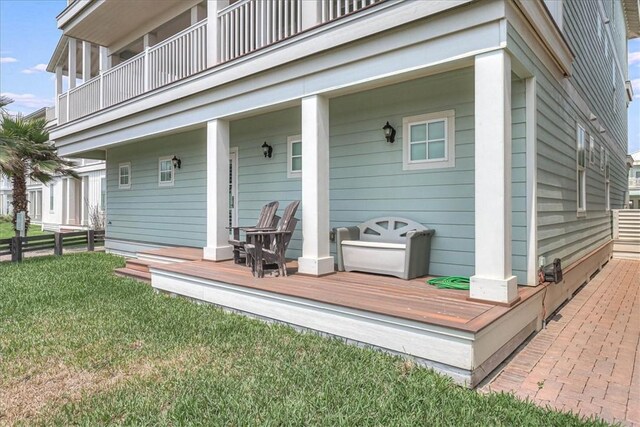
[[426, 276, 470, 290]]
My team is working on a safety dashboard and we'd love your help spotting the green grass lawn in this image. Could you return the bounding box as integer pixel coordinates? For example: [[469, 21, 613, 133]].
[[0, 253, 611, 426], [0, 221, 50, 239]]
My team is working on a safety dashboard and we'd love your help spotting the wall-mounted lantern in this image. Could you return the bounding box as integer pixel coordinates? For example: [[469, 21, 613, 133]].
[[262, 142, 273, 158], [172, 155, 182, 169], [382, 121, 396, 143]]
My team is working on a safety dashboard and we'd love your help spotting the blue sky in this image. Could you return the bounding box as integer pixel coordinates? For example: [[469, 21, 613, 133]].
[[0, 0, 639, 153]]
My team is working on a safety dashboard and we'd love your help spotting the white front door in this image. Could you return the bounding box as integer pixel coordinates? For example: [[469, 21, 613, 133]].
[[229, 147, 238, 233]]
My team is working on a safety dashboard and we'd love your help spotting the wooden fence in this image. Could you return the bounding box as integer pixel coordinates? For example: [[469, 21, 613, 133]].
[[0, 230, 105, 262]]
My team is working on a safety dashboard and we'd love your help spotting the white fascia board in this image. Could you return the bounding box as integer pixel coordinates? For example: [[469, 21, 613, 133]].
[[57, 0, 99, 30], [53, 1, 505, 156], [72, 162, 106, 174], [509, 0, 574, 76]]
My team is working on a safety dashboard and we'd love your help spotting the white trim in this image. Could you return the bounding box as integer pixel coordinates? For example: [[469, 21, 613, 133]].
[[158, 156, 175, 187], [525, 77, 538, 286], [287, 134, 302, 179], [589, 134, 595, 165], [402, 110, 456, 171], [118, 162, 131, 190]]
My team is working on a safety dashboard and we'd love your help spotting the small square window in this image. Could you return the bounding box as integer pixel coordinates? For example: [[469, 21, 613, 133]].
[[287, 135, 302, 178], [118, 163, 131, 189], [159, 157, 174, 186], [403, 110, 455, 171]]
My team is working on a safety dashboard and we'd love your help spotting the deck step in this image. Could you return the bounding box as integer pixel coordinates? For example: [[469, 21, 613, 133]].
[[125, 258, 161, 273], [115, 267, 151, 283]]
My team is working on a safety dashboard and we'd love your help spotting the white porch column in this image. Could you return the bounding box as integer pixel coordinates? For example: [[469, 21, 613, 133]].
[[470, 49, 518, 304], [298, 95, 334, 276], [207, 1, 228, 67], [143, 33, 157, 49], [82, 41, 92, 82], [204, 119, 233, 261], [99, 46, 109, 72], [301, 1, 322, 30], [55, 65, 63, 118], [68, 38, 77, 89]]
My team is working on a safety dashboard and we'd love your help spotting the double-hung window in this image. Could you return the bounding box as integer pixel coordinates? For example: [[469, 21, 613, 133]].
[[576, 125, 587, 214], [159, 157, 174, 186], [589, 135, 595, 165], [119, 163, 131, 189], [287, 135, 302, 178], [600, 144, 605, 171], [403, 110, 455, 170]]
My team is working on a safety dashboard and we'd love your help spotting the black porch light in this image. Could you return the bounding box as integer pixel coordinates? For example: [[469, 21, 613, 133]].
[[172, 155, 182, 169], [261, 141, 273, 158], [383, 121, 396, 143]]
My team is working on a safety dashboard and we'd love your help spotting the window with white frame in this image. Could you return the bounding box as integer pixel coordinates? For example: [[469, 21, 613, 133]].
[[287, 135, 302, 178], [158, 157, 174, 186], [49, 183, 55, 212], [605, 150, 611, 211], [597, 15, 602, 41], [589, 135, 595, 165], [576, 124, 587, 214], [403, 110, 455, 171], [600, 144, 605, 171], [119, 163, 131, 189]]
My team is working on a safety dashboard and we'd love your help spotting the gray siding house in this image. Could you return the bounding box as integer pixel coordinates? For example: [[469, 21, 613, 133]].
[[47, 0, 638, 385]]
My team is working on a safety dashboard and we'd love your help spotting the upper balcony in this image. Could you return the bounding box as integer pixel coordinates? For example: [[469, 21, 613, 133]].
[[52, 0, 386, 125]]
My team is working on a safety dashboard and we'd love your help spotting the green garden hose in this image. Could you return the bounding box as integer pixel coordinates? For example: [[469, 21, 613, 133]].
[[426, 276, 470, 290]]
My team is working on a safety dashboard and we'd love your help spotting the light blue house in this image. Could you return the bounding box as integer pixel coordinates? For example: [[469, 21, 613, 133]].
[[47, 0, 638, 386]]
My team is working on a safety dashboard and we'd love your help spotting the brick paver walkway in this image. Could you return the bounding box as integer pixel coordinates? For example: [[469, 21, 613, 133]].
[[482, 258, 639, 426]]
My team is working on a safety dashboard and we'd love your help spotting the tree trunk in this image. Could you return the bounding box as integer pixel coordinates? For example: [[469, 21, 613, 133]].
[[11, 168, 30, 237]]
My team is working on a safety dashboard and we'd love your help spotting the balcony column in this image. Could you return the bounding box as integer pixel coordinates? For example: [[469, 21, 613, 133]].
[[203, 119, 233, 261], [99, 46, 109, 72], [207, 0, 228, 67], [301, 1, 323, 30], [298, 95, 334, 276], [68, 38, 77, 89], [470, 49, 518, 305], [82, 41, 91, 81], [55, 65, 63, 118], [143, 33, 157, 49]]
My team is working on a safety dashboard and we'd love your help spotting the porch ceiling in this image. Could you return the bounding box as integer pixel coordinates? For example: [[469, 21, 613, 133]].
[[58, 0, 195, 47]]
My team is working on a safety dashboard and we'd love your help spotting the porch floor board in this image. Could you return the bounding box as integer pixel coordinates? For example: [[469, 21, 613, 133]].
[[151, 258, 544, 333]]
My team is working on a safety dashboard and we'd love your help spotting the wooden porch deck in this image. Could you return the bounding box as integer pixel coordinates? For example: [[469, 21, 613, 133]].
[[148, 252, 544, 333]]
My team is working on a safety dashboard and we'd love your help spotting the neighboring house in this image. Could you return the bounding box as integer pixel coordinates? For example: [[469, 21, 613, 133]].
[[23, 107, 106, 231], [0, 174, 11, 217], [629, 151, 640, 208], [46, 0, 638, 384]]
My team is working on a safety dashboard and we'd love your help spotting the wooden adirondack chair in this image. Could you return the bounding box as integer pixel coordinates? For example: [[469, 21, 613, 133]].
[[228, 201, 279, 264], [245, 200, 300, 278]]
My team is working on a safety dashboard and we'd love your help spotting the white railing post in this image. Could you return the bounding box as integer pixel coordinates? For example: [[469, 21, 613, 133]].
[[99, 73, 104, 109], [208, 0, 225, 67], [301, 0, 322, 30], [143, 48, 149, 92]]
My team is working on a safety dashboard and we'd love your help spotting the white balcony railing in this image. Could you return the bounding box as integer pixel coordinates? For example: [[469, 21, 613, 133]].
[[57, 0, 381, 125], [218, 0, 381, 63], [58, 20, 207, 124], [219, 0, 302, 63], [629, 177, 640, 189]]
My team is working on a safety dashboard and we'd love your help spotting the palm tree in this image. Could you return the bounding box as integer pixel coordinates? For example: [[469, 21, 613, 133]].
[[0, 113, 78, 236]]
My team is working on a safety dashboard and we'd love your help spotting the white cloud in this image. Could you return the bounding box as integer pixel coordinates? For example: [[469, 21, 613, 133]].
[[630, 52, 640, 67], [0, 92, 54, 110], [632, 79, 640, 99], [0, 57, 18, 64], [21, 64, 48, 74]]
